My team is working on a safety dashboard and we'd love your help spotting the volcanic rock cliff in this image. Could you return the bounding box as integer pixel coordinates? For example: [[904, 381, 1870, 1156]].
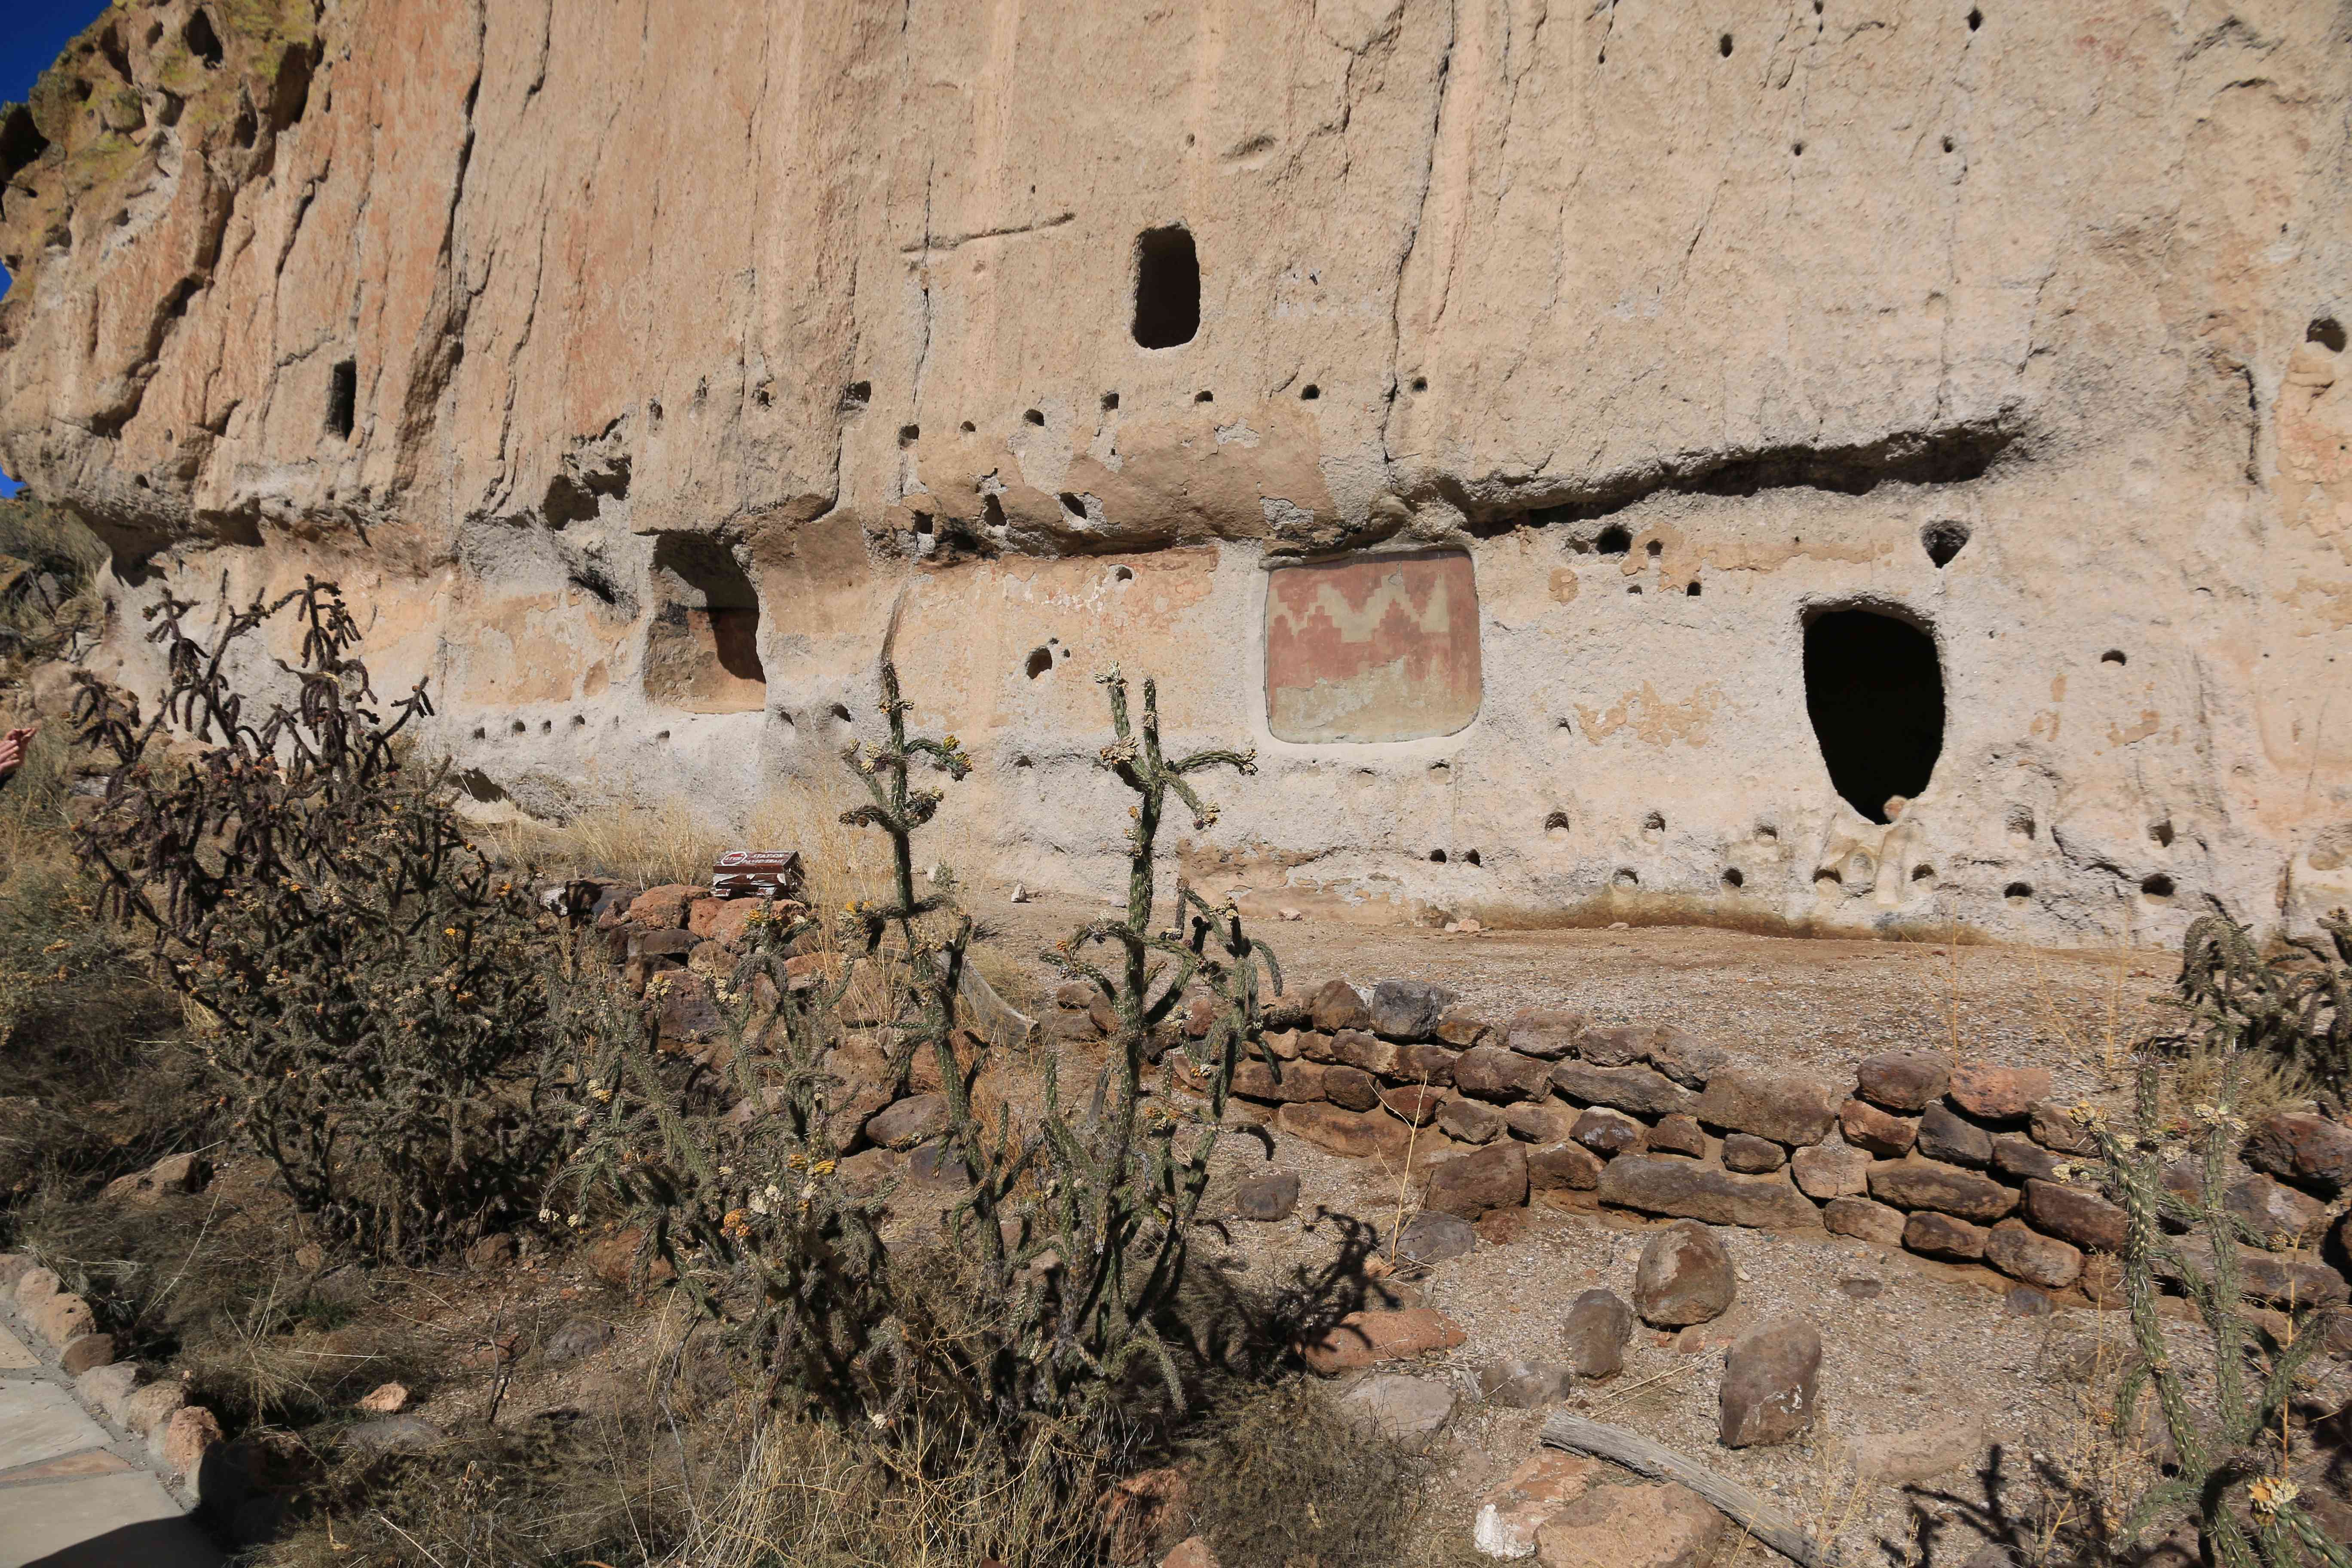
[[3, 0, 2349, 940]]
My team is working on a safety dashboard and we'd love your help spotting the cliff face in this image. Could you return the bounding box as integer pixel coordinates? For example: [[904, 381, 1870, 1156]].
[[3, 0, 2349, 940]]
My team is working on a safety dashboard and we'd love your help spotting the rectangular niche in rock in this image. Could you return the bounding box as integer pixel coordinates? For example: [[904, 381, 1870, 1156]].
[[643, 533, 766, 713], [1265, 550, 1482, 743]]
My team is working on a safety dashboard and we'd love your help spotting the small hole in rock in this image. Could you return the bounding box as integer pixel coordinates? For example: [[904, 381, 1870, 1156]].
[[843, 381, 871, 408], [1627, 584, 1642, 595], [1544, 811, 1571, 841], [1463, 849, 1482, 866], [1410, 377, 1428, 392], [571, 715, 585, 727], [1195, 390, 1214, 403], [1719, 32, 1734, 55], [1025, 647, 1054, 680], [1131, 225, 1201, 348], [1686, 582, 1701, 597], [1922, 520, 1970, 567], [2008, 805, 2037, 842], [1721, 868, 1745, 890], [829, 703, 851, 722], [325, 359, 357, 439], [1613, 868, 1640, 889], [538, 720, 551, 733], [185, 9, 224, 67], [1596, 525, 1632, 554], [2149, 819, 2174, 848], [1645, 538, 1663, 557], [1059, 492, 1088, 520], [1014, 754, 1033, 769], [982, 495, 1007, 529], [1793, 141, 1805, 156], [1024, 408, 1045, 426], [509, 720, 526, 734], [1102, 392, 1120, 411], [656, 729, 671, 741], [2101, 649, 2126, 666], [2004, 881, 2033, 904], [1755, 823, 1779, 842], [1428, 849, 1448, 864], [2141, 873, 2175, 900], [1912, 863, 1937, 882], [898, 424, 919, 445], [2308, 318, 2347, 352], [1966, 6, 1981, 29], [958, 420, 975, 433], [1300, 384, 1320, 400], [472, 726, 486, 740], [1644, 811, 1666, 835], [1942, 135, 1956, 153], [1112, 564, 1135, 583]]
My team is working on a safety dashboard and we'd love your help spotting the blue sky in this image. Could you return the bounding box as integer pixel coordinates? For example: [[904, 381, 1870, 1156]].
[[0, 0, 109, 496]]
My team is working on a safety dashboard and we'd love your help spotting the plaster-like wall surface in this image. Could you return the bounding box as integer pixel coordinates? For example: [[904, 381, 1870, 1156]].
[[3, 0, 2348, 941]]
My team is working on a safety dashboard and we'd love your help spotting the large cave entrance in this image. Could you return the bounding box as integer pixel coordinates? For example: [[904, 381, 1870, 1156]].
[[1803, 607, 1944, 824], [643, 534, 766, 713]]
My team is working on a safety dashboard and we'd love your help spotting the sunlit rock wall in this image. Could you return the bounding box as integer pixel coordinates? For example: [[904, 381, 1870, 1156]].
[[3, 0, 2349, 941]]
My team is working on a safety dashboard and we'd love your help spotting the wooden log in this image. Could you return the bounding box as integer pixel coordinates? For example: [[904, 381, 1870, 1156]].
[[1540, 1411, 1839, 1568]]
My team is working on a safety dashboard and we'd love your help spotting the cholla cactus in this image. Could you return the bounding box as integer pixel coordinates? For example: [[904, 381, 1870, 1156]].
[[2088, 1060, 2349, 1568], [2170, 910, 2352, 1110]]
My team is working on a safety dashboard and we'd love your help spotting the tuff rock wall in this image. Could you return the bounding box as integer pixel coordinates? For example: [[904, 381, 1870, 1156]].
[[3, 0, 2350, 941]]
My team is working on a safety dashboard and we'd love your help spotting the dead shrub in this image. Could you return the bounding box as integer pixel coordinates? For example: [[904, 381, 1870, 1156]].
[[1183, 1379, 1427, 1568]]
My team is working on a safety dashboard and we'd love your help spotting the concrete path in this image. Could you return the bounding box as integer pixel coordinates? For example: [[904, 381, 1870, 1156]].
[[0, 1310, 218, 1568]]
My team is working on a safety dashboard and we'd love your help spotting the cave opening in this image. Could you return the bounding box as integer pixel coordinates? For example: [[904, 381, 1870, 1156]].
[[1803, 606, 1945, 824], [644, 534, 766, 712], [325, 359, 356, 439], [1132, 226, 1199, 349]]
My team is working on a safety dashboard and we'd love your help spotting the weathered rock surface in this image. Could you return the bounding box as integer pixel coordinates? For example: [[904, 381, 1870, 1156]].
[[1902, 1211, 1988, 1261], [1457, 1046, 1553, 1102], [1369, 980, 1456, 1040], [1633, 1222, 1735, 1326], [1648, 1114, 1708, 1158], [1528, 1141, 1605, 1192], [1984, 1218, 2084, 1290], [1868, 1156, 2020, 1224], [1946, 1064, 2053, 1123], [1299, 1308, 1466, 1376], [2245, 1113, 2352, 1196], [1694, 1070, 1840, 1148], [1600, 1158, 1821, 1231], [1561, 1288, 1636, 1378], [1474, 1451, 1602, 1560], [1424, 1140, 1528, 1219], [1277, 1102, 1409, 1161], [1916, 1102, 1994, 1169], [2021, 1178, 2128, 1253], [1791, 1136, 1871, 1199], [1553, 1062, 1695, 1120], [1535, 1480, 1728, 1568], [1395, 1211, 1478, 1266], [1479, 1359, 1578, 1409], [1855, 1052, 1950, 1114], [1309, 982, 1372, 1035], [1340, 1373, 1456, 1450], [1232, 1170, 1299, 1221], [1822, 1196, 1907, 1246], [1838, 1099, 1917, 1158], [1571, 1107, 1648, 1159], [1720, 1133, 1785, 1173], [1718, 1319, 1822, 1448]]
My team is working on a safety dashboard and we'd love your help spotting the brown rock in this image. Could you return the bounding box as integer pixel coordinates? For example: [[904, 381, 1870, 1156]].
[[2223, 1171, 2330, 1248], [1474, 1451, 1605, 1560], [2021, 1178, 2128, 1252], [1902, 1210, 1989, 1260], [1721, 1133, 1786, 1173], [31, 1292, 96, 1346], [1438, 1093, 1509, 1144], [357, 1381, 411, 1415], [1298, 1308, 1467, 1375], [58, 1333, 116, 1375], [1633, 1220, 1735, 1326], [1456, 1044, 1553, 1102], [1822, 1196, 1907, 1246], [866, 1092, 950, 1148], [1572, 1107, 1648, 1159], [1984, 1218, 2084, 1289], [464, 1232, 517, 1271], [1259, 1028, 1303, 1060], [160, 1405, 225, 1480], [1562, 1289, 1637, 1378], [1791, 1137, 1871, 1199], [1504, 1009, 1585, 1060], [1599, 1158, 1823, 1230], [650, 969, 725, 1045], [1322, 1064, 1380, 1112], [1090, 991, 1121, 1036], [1991, 1133, 2066, 1185], [1397, 1043, 1461, 1085], [101, 1152, 215, 1205], [689, 897, 769, 949], [1839, 1098, 1917, 1157], [1650, 1114, 1708, 1157], [1369, 979, 1457, 1041], [1183, 993, 1217, 1038], [0, 1254, 31, 1294], [1646, 1029, 1728, 1090], [1053, 980, 1093, 1010], [1506, 1101, 1580, 1144], [1436, 1010, 1494, 1047], [625, 884, 699, 930], [1324, 1028, 1402, 1075], [1529, 1141, 1606, 1191], [1232, 1058, 1326, 1103], [123, 1382, 187, 1438], [1160, 1538, 1218, 1568], [1379, 1083, 1444, 1126], [1867, 1156, 2020, 1223], [584, 1227, 676, 1289], [2245, 1111, 2352, 1195], [14, 1266, 59, 1312], [1718, 1319, 1822, 1447], [1309, 979, 1371, 1033], [1916, 1102, 1994, 1168], [1855, 1050, 1951, 1113], [1535, 1479, 1729, 1568], [1693, 1069, 1841, 1147], [1947, 1062, 2053, 1122], [1424, 1140, 1528, 1219], [2028, 1098, 2102, 1155], [1577, 1025, 1651, 1067], [1277, 1102, 1411, 1161], [1551, 1060, 1696, 1118]]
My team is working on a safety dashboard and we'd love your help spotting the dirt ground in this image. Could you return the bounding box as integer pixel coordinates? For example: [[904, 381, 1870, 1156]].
[[965, 895, 2348, 1566]]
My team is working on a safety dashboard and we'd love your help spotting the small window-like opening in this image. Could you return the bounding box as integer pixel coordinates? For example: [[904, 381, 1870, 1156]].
[[1428, 849, 1448, 864], [471, 726, 486, 740], [829, 702, 852, 722], [1718, 32, 1734, 56], [1941, 135, 1956, 153], [1300, 384, 1320, 401], [1966, 6, 1982, 29], [1613, 868, 1639, 889], [1023, 408, 1044, 426], [2150, 819, 2174, 848], [1645, 538, 1663, 558], [2101, 649, 2127, 666], [981, 494, 1007, 528], [1111, 564, 1135, 584], [842, 381, 871, 409], [2003, 881, 2032, 904], [1596, 525, 1632, 555], [1463, 848, 1482, 866], [1194, 390, 1214, 404], [2309, 318, 2348, 352], [2141, 873, 2175, 900], [1059, 492, 1088, 520], [509, 720, 527, 734], [1410, 376, 1428, 392], [1102, 392, 1120, 411], [1025, 647, 1054, 680], [1643, 811, 1666, 835], [898, 424, 920, 446], [1131, 225, 1200, 349], [1922, 520, 1970, 568], [1804, 607, 1945, 824], [1544, 811, 1571, 841], [958, 420, 975, 433], [185, 9, 224, 67], [325, 359, 357, 439], [1686, 581, 1701, 597], [1721, 867, 1745, 890], [1912, 863, 1937, 882]]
